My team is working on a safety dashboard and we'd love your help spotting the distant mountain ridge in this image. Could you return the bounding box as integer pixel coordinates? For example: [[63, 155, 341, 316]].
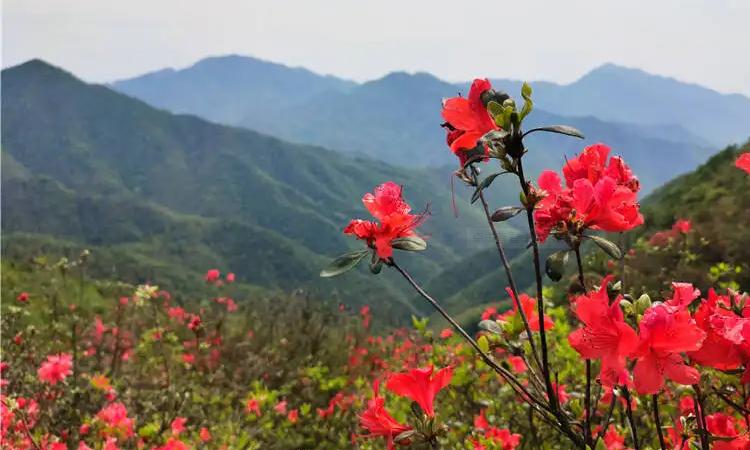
[[112, 54, 356, 125], [486, 63, 750, 147], [1, 59, 498, 323], [111, 54, 741, 192]]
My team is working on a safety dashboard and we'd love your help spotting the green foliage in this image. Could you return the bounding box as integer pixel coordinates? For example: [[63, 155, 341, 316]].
[[1, 60, 494, 325]]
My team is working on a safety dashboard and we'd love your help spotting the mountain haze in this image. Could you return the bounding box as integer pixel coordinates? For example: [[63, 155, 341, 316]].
[[112, 55, 725, 192], [1, 59, 495, 323]]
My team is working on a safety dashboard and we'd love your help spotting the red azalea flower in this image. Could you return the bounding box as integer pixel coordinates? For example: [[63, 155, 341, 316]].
[[474, 408, 489, 430], [736, 153, 750, 174], [551, 383, 570, 404], [359, 380, 412, 450], [287, 409, 299, 424], [568, 276, 639, 386], [666, 282, 701, 309], [153, 437, 189, 450], [533, 145, 643, 243], [439, 328, 453, 339], [170, 417, 186, 436], [507, 356, 527, 373], [204, 269, 220, 283], [714, 437, 750, 450], [199, 427, 211, 442], [16, 292, 29, 303], [484, 427, 522, 450], [602, 425, 626, 450], [37, 353, 73, 385], [96, 402, 134, 439], [500, 288, 554, 332], [706, 413, 739, 437], [562, 143, 640, 193], [441, 78, 498, 162], [632, 294, 706, 394], [225, 272, 235, 283], [673, 219, 691, 234], [274, 400, 287, 415], [344, 182, 424, 259], [245, 398, 261, 416], [386, 366, 453, 417], [689, 290, 745, 370]]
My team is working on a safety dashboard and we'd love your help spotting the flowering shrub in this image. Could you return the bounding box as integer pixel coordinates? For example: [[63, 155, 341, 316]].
[[322, 79, 750, 449], [2, 79, 749, 450]]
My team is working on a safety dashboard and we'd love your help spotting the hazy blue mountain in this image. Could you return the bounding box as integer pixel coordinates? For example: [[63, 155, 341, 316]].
[[489, 63, 750, 147], [112, 54, 355, 125], [1, 59, 497, 323], [111, 55, 717, 192]]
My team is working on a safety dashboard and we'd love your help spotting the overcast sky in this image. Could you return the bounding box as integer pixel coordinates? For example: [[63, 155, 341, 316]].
[[3, 0, 749, 95]]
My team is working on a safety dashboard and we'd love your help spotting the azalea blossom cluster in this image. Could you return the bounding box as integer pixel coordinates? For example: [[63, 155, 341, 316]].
[[649, 218, 691, 247], [344, 181, 424, 259], [534, 143, 643, 243]]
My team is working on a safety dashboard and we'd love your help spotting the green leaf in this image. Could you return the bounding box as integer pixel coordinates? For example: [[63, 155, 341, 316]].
[[487, 100, 504, 119], [471, 172, 503, 204], [395, 430, 417, 443], [587, 235, 623, 260], [478, 320, 502, 335], [522, 125, 585, 139], [491, 206, 524, 222], [520, 82, 533, 121], [391, 236, 427, 252], [320, 250, 369, 277], [411, 315, 429, 332], [634, 294, 652, 314], [477, 335, 490, 353], [545, 250, 569, 282]]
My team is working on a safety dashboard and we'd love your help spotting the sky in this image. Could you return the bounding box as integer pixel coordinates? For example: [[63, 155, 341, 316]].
[[3, 0, 750, 96]]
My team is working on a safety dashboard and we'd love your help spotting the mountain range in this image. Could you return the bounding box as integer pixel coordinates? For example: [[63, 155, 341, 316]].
[[113, 54, 750, 192], [1, 59, 513, 323], [3, 55, 748, 325]]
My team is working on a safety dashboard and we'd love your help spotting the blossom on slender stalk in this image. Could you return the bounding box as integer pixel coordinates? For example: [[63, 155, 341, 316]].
[[441, 78, 498, 166], [568, 276, 639, 386], [359, 380, 412, 450], [344, 182, 424, 259], [385, 366, 453, 417]]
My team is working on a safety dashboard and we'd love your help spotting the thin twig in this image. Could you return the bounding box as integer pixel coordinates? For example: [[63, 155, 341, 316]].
[[622, 386, 640, 450], [652, 394, 667, 450], [693, 384, 711, 450], [515, 156, 557, 413], [390, 260, 585, 446], [594, 393, 618, 445], [574, 246, 593, 448], [471, 166, 542, 374]]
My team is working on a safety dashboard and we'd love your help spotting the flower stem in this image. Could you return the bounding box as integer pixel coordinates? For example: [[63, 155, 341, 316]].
[[515, 156, 557, 413], [574, 246, 593, 448], [622, 386, 640, 450], [470, 166, 542, 373], [390, 259, 585, 446], [391, 261, 539, 404], [693, 384, 711, 450], [652, 394, 667, 450]]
